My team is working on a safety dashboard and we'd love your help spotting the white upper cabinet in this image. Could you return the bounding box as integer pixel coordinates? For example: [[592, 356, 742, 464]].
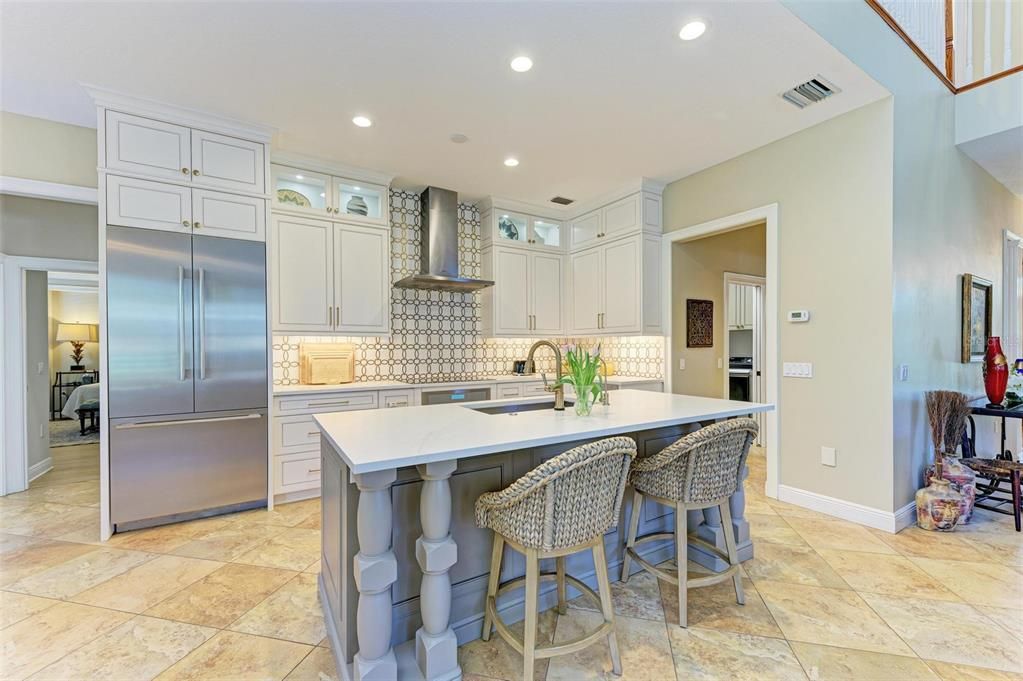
[[479, 199, 565, 252], [192, 189, 265, 241], [531, 218, 562, 249], [191, 130, 265, 194], [601, 237, 640, 332], [569, 233, 661, 336], [481, 247, 564, 337], [569, 189, 661, 251], [727, 283, 756, 330], [571, 211, 602, 250], [271, 164, 388, 226], [106, 112, 191, 182], [272, 215, 335, 333], [570, 247, 603, 335], [106, 175, 192, 233], [334, 224, 389, 334], [105, 111, 266, 195]]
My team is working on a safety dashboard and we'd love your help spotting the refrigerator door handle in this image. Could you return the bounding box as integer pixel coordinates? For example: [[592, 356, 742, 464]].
[[114, 413, 263, 430], [178, 265, 187, 381], [198, 267, 206, 380]]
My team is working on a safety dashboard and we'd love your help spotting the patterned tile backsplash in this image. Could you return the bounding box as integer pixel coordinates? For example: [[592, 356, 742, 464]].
[[272, 190, 664, 386]]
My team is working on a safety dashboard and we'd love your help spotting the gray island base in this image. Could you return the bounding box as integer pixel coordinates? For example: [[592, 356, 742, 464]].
[[314, 390, 774, 681]]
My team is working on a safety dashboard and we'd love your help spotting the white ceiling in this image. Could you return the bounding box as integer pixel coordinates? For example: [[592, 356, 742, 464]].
[[0, 1, 889, 207]]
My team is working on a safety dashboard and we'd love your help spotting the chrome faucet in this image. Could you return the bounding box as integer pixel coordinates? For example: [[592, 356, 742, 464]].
[[599, 358, 610, 406], [527, 340, 565, 411]]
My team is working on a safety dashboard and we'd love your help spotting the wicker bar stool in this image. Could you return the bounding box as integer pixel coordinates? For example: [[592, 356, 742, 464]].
[[620, 418, 758, 628], [475, 436, 637, 679]]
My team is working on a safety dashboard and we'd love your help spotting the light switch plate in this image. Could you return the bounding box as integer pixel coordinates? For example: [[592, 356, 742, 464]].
[[898, 364, 909, 381], [821, 446, 837, 467], [783, 362, 813, 378], [717, 358, 723, 369], [679, 358, 686, 371]]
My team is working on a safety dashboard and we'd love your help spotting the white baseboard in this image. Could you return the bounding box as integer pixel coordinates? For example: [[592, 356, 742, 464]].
[[777, 484, 910, 534], [28, 457, 53, 483]]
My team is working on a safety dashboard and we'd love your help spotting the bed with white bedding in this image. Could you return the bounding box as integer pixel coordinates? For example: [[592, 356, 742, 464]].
[[61, 382, 101, 420]]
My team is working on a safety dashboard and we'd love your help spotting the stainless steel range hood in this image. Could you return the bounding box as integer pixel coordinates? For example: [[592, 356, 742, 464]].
[[393, 187, 495, 292]]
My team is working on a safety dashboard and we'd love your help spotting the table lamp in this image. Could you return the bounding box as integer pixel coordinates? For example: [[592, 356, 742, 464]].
[[56, 322, 99, 371]]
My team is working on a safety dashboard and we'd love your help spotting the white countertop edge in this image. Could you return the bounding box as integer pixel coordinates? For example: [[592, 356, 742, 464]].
[[316, 394, 772, 475]]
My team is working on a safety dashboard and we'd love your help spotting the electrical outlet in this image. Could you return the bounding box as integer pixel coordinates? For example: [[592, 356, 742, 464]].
[[37, 361, 45, 375], [898, 364, 909, 381], [717, 357, 723, 369], [783, 362, 813, 378], [39, 423, 45, 439], [679, 358, 686, 371], [821, 446, 837, 467]]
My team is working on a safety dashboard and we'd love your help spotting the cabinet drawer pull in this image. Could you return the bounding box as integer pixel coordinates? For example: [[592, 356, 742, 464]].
[[307, 468, 321, 474], [194, 222, 201, 229], [307, 431, 320, 436], [181, 167, 189, 175], [307, 399, 351, 407], [182, 220, 191, 227], [192, 169, 201, 176], [386, 402, 408, 408]]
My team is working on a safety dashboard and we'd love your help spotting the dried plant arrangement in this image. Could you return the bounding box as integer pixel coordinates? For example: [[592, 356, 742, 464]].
[[925, 390, 970, 477]]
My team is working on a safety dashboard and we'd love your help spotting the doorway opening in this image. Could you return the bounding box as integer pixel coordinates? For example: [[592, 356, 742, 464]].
[[724, 272, 767, 447]]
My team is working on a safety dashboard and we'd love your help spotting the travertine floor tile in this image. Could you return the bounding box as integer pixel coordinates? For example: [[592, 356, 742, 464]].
[[154, 630, 311, 681], [72, 554, 223, 612], [459, 609, 557, 681], [0, 537, 96, 587], [26, 615, 215, 681], [961, 531, 1023, 567], [667, 626, 806, 680], [926, 659, 1023, 681], [6, 547, 153, 599], [284, 646, 340, 681], [85, 516, 235, 553], [10, 480, 99, 508], [743, 543, 850, 589], [0, 601, 131, 679], [170, 523, 288, 561], [785, 517, 898, 554], [790, 642, 940, 680], [546, 609, 675, 681], [0, 592, 57, 630], [145, 563, 297, 628], [756, 580, 914, 657], [860, 593, 1022, 672], [748, 513, 807, 546], [292, 511, 320, 530], [571, 567, 664, 621], [0, 501, 96, 538], [983, 606, 1023, 643], [232, 528, 321, 571], [229, 573, 325, 645], [910, 557, 1023, 607], [659, 575, 784, 638], [816, 549, 960, 602], [765, 499, 833, 520], [871, 526, 986, 560], [227, 499, 321, 528]]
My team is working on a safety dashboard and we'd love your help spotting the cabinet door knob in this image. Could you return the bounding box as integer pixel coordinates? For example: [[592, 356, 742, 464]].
[[182, 220, 191, 227], [181, 167, 189, 175], [192, 169, 200, 176], [193, 222, 201, 229]]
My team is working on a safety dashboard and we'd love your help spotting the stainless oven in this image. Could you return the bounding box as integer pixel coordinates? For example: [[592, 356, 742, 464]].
[[728, 356, 752, 402]]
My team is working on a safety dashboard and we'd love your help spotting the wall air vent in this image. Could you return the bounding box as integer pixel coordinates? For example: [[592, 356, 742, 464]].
[[549, 196, 575, 205], [781, 76, 840, 109]]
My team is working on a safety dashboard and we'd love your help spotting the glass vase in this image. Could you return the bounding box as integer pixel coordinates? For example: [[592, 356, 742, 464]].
[[574, 384, 595, 416], [915, 478, 963, 532]]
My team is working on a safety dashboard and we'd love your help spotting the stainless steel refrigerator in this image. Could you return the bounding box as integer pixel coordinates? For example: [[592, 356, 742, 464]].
[[107, 225, 268, 530]]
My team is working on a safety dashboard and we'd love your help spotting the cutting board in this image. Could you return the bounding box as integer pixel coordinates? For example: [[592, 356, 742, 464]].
[[299, 343, 355, 384]]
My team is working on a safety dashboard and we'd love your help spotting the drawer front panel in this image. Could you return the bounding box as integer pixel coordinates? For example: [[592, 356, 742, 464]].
[[275, 391, 378, 414], [275, 414, 320, 451], [274, 452, 321, 493], [496, 384, 522, 399], [380, 390, 414, 409], [521, 382, 549, 395]]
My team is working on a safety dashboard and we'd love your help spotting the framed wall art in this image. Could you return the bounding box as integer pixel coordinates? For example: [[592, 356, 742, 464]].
[[686, 299, 714, 348], [961, 273, 993, 363]]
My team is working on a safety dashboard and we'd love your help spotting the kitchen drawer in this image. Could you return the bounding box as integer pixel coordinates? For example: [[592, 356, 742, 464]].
[[274, 390, 378, 415], [521, 381, 549, 396], [496, 384, 523, 399], [380, 389, 414, 409], [274, 414, 321, 452], [274, 451, 320, 494]]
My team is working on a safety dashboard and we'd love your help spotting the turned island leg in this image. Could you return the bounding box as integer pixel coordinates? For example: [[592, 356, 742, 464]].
[[353, 469, 398, 681], [415, 460, 461, 681]]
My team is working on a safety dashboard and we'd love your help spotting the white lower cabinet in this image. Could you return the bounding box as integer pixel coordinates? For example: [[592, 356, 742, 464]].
[[271, 215, 389, 335], [570, 233, 661, 335], [482, 246, 564, 337]]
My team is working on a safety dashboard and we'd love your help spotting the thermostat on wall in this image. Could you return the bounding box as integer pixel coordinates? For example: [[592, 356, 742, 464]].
[[788, 310, 810, 323]]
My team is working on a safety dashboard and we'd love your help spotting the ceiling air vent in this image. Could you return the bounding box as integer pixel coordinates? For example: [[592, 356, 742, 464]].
[[550, 196, 575, 205], [781, 76, 840, 109]]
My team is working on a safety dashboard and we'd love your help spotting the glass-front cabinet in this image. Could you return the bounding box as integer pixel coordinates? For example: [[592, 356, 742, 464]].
[[531, 218, 561, 248], [495, 212, 529, 245], [271, 164, 387, 226], [480, 199, 564, 252]]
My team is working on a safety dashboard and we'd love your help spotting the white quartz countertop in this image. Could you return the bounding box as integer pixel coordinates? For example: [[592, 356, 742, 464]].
[[273, 375, 660, 395], [315, 389, 772, 474]]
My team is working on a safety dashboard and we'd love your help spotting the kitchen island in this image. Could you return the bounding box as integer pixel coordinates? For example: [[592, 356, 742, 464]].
[[314, 389, 773, 681]]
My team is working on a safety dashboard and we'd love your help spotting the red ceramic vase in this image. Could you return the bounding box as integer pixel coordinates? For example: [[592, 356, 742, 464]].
[[983, 336, 1009, 407]]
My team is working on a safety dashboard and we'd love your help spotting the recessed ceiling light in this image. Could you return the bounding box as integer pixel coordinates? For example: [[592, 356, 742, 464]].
[[319, 193, 325, 197], [450, 133, 469, 144], [510, 56, 533, 73], [679, 20, 706, 41], [353, 186, 361, 191], [352, 115, 373, 127], [295, 175, 304, 180], [503, 158, 519, 167]]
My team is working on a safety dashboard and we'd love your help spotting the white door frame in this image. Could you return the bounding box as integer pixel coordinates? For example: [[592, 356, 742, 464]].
[[0, 254, 99, 496], [1002, 229, 1023, 455], [661, 204, 780, 498]]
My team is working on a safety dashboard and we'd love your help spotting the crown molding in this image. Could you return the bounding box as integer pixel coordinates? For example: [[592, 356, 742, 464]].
[[0, 176, 98, 205], [475, 196, 571, 220], [82, 84, 276, 142], [565, 177, 666, 219], [271, 151, 395, 186]]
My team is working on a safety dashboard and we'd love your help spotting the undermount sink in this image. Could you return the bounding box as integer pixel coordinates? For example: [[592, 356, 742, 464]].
[[469, 400, 573, 415]]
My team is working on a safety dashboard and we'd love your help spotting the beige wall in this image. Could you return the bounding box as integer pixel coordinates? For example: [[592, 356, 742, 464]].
[[671, 224, 765, 398], [25, 271, 50, 473], [0, 111, 98, 187], [785, 0, 1023, 511], [663, 98, 896, 512], [0, 195, 98, 260]]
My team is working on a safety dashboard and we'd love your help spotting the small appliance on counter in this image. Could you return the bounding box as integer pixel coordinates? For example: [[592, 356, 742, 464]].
[[513, 360, 529, 375], [300, 343, 355, 384]]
